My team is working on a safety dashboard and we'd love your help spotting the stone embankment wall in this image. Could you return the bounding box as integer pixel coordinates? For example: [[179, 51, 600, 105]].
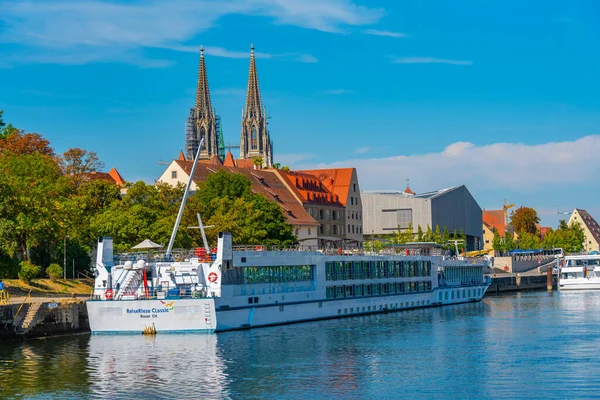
[[0, 301, 89, 342], [487, 275, 554, 295]]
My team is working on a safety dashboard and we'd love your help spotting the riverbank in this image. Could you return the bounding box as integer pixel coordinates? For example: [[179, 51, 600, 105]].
[[0, 300, 89, 341], [3, 279, 92, 302]]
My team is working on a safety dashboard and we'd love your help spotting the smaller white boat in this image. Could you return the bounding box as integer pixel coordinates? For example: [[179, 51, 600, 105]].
[[558, 254, 600, 291]]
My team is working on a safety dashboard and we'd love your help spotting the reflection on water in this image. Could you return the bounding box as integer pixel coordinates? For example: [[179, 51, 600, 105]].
[[2, 292, 600, 399]]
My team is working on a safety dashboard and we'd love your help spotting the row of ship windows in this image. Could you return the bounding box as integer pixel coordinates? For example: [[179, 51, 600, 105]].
[[440, 288, 483, 300], [337, 301, 430, 315], [243, 265, 314, 284], [326, 281, 433, 299], [325, 261, 432, 281]]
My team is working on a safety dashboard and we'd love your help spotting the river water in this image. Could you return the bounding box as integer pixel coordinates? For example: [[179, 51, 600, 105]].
[[2, 291, 600, 399]]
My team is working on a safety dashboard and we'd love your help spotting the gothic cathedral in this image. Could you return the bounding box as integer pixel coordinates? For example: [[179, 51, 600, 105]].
[[185, 45, 273, 166]]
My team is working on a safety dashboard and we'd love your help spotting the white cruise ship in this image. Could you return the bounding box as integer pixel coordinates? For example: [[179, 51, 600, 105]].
[[558, 254, 600, 291], [86, 137, 491, 334], [87, 236, 491, 333]]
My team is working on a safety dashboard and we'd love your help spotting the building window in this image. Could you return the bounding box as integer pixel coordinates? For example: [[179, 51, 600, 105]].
[[251, 127, 258, 150], [319, 210, 324, 220], [308, 228, 311, 235], [350, 197, 354, 205], [353, 183, 356, 192], [348, 224, 350, 233], [171, 171, 177, 179]]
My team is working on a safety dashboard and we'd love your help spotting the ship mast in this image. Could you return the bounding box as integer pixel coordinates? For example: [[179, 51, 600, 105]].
[[166, 137, 205, 258]]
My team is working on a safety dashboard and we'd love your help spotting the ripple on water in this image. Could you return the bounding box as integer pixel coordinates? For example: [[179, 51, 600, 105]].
[[2, 292, 600, 399]]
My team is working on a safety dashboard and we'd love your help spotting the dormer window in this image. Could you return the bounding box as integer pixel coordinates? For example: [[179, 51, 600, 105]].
[[171, 171, 177, 179]]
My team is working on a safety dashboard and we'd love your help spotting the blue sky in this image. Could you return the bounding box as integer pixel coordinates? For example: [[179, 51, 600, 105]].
[[1, 0, 599, 227]]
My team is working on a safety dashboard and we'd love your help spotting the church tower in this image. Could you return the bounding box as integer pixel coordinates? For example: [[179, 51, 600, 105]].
[[185, 46, 217, 160], [240, 44, 273, 167]]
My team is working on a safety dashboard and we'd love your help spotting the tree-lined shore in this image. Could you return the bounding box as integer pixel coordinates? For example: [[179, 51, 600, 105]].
[[0, 110, 295, 279]]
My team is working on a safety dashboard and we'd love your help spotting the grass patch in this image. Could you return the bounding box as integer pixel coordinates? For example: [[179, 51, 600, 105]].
[[3, 279, 93, 298]]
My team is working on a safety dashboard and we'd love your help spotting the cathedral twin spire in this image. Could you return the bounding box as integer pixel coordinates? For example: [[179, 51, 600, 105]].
[[240, 44, 273, 167], [185, 45, 272, 167]]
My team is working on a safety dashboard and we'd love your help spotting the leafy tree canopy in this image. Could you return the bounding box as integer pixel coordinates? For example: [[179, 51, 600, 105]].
[[510, 206, 540, 235], [542, 220, 585, 253]]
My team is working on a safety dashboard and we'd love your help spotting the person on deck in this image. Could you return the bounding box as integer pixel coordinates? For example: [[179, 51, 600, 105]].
[[0, 280, 5, 303]]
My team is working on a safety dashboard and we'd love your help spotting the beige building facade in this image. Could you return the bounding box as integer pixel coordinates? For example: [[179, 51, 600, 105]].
[[568, 208, 600, 253]]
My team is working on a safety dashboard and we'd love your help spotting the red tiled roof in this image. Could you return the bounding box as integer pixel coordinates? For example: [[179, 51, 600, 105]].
[[223, 151, 235, 167], [108, 167, 125, 186], [274, 169, 343, 208], [174, 161, 319, 226], [235, 159, 255, 169], [296, 168, 355, 206], [88, 168, 125, 187], [178, 151, 186, 161], [483, 210, 506, 237]]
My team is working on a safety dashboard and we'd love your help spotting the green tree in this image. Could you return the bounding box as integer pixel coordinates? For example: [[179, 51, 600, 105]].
[[272, 162, 281, 169], [61, 147, 105, 187], [0, 110, 18, 140], [417, 225, 424, 242], [423, 225, 434, 242], [542, 220, 585, 253], [504, 230, 517, 251], [18, 261, 41, 283], [252, 156, 264, 169], [510, 206, 540, 235], [186, 171, 295, 246], [518, 231, 541, 250], [492, 228, 504, 252], [0, 153, 68, 260], [434, 225, 442, 244]]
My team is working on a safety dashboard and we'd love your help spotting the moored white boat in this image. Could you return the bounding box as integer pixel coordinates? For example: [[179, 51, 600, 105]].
[[558, 254, 600, 291]]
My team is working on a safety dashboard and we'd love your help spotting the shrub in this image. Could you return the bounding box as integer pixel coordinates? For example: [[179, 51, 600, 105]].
[[46, 264, 63, 280], [18, 261, 41, 283]]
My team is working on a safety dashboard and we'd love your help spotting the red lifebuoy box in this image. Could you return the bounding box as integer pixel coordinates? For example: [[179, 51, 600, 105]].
[[208, 272, 218, 283], [105, 289, 114, 299], [195, 247, 206, 258]]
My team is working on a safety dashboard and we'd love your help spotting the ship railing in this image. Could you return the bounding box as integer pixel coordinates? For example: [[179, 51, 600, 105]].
[[114, 248, 206, 264], [232, 245, 319, 252], [89, 287, 211, 301]]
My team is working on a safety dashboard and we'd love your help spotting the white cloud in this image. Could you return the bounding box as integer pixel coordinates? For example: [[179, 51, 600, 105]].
[[276, 153, 316, 165], [317, 89, 354, 95], [0, 0, 378, 66], [393, 57, 473, 66], [364, 29, 407, 38], [353, 146, 370, 154], [298, 135, 600, 192]]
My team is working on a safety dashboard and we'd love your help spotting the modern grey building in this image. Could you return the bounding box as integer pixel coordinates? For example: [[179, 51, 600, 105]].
[[362, 185, 482, 250]]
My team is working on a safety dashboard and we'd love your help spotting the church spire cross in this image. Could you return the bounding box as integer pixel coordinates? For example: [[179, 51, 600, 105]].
[[195, 45, 212, 119], [245, 44, 262, 119]]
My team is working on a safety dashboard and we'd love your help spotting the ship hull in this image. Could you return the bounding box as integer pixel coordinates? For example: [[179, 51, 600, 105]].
[[215, 284, 489, 331], [87, 298, 216, 334]]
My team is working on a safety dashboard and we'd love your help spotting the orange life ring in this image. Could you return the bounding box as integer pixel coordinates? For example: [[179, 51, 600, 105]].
[[105, 289, 114, 299], [208, 272, 218, 283]]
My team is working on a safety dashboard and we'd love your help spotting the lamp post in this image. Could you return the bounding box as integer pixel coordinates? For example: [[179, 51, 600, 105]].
[[63, 235, 69, 280]]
